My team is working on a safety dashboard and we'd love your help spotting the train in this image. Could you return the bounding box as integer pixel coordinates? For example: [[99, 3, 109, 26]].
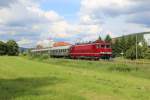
[[31, 41, 112, 60]]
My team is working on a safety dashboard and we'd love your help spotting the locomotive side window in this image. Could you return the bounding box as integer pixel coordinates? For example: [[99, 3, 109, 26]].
[[96, 45, 99, 48], [106, 45, 110, 48], [101, 45, 105, 48]]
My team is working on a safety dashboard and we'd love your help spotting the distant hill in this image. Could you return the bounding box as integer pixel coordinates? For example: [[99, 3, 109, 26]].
[[112, 31, 150, 44], [19, 47, 29, 53]]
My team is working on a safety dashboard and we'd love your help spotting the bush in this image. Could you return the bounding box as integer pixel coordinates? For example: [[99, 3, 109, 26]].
[[29, 54, 50, 60], [109, 65, 139, 72], [20, 52, 27, 56], [39, 54, 49, 60], [125, 46, 144, 60], [144, 48, 150, 59]]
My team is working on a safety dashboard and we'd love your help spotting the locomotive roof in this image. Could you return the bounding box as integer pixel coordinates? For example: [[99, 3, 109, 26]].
[[74, 41, 110, 46]]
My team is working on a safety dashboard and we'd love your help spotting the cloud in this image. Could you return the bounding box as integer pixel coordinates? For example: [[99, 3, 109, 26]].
[[0, 0, 16, 8], [127, 12, 150, 27], [17, 38, 33, 46], [0, 0, 68, 47], [1, 0, 126, 48], [37, 39, 55, 48], [1, 0, 150, 48], [80, 0, 150, 27]]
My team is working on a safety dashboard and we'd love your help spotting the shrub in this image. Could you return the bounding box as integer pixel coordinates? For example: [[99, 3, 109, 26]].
[[125, 46, 144, 60], [144, 48, 150, 59], [109, 65, 139, 72], [39, 54, 50, 60]]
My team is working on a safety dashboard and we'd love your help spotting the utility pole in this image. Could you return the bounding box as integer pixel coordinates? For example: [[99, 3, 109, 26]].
[[136, 34, 138, 60]]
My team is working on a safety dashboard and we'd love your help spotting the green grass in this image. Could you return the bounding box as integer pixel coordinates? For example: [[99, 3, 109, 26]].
[[0, 56, 150, 100]]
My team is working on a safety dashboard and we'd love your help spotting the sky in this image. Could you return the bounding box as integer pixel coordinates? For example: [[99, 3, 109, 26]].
[[0, 0, 150, 48]]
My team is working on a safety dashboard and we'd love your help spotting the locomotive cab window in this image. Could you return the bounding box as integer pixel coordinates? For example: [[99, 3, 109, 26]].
[[96, 45, 99, 48], [106, 45, 110, 48], [101, 45, 105, 48]]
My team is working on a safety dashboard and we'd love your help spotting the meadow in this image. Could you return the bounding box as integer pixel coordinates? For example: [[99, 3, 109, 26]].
[[0, 56, 150, 100]]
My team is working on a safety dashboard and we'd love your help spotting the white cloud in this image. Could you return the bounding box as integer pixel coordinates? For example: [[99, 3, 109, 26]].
[[17, 38, 33, 46], [80, 0, 150, 26], [0, 0, 71, 46], [37, 39, 55, 48], [79, 0, 150, 38]]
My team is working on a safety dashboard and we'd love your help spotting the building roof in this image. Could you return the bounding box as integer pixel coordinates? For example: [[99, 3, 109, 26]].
[[53, 42, 71, 47]]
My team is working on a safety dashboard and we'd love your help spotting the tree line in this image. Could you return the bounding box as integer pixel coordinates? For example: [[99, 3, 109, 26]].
[[0, 40, 19, 56], [98, 34, 150, 60], [112, 35, 150, 60], [98, 34, 112, 42]]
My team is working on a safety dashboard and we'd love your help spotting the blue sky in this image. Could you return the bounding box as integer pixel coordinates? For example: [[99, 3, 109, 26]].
[[41, 0, 80, 16], [0, 0, 150, 48]]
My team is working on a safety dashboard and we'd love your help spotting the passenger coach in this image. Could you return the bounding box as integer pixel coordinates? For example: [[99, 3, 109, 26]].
[[50, 45, 71, 57]]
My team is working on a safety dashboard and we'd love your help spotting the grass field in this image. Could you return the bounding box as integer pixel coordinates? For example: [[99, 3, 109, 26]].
[[0, 56, 150, 100]]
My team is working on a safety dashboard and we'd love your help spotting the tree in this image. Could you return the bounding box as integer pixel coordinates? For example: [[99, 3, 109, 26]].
[[125, 45, 144, 60], [0, 41, 7, 55], [6, 40, 19, 56], [105, 34, 112, 42], [112, 39, 121, 57], [144, 48, 150, 59], [126, 36, 133, 50], [119, 36, 128, 53], [98, 35, 102, 41]]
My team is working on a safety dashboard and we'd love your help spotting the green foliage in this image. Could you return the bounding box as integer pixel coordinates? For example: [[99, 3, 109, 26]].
[[20, 52, 27, 56], [0, 41, 7, 55], [112, 39, 120, 57], [112, 34, 150, 60], [98, 35, 102, 41], [109, 65, 139, 72], [125, 46, 144, 60], [144, 48, 150, 59], [120, 36, 128, 53], [105, 34, 112, 42], [6, 40, 19, 56], [29, 53, 49, 60], [39, 54, 49, 60]]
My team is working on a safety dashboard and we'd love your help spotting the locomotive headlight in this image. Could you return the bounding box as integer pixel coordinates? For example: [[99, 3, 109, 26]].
[[100, 52, 105, 54], [106, 52, 112, 54]]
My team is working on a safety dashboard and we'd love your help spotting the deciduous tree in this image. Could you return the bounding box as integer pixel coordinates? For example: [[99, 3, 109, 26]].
[[6, 40, 19, 56]]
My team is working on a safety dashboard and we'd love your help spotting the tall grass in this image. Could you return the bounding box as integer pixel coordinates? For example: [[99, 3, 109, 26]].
[[0, 56, 149, 100]]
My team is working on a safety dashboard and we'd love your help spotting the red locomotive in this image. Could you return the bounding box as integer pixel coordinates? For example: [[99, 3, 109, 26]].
[[70, 40, 112, 59]]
